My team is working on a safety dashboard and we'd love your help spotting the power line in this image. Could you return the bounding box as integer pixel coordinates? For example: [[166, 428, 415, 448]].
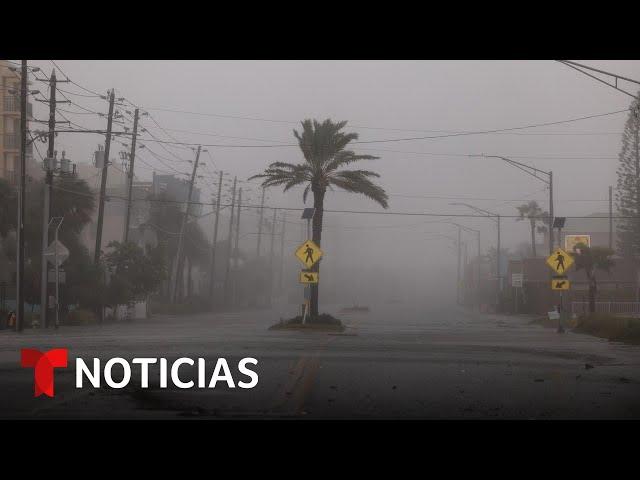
[[47, 185, 639, 219]]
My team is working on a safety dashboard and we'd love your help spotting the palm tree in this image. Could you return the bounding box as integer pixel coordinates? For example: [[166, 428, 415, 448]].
[[571, 242, 614, 315], [250, 119, 389, 317], [516, 200, 549, 257]]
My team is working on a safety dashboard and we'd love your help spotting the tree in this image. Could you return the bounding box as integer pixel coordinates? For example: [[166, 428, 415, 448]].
[[103, 241, 167, 311], [0, 178, 17, 239], [516, 200, 549, 257], [144, 193, 210, 301], [250, 119, 389, 317], [571, 242, 614, 315], [615, 96, 640, 261]]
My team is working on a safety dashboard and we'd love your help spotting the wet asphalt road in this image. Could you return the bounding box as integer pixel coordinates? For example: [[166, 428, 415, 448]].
[[1, 302, 640, 419]]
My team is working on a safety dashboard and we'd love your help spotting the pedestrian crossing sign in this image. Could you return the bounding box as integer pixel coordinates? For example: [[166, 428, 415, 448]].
[[295, 239, 323, 268], [546, 247, 574, 275]]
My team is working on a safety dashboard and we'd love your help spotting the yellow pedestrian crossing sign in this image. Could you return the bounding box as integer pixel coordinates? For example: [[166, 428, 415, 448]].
[[546, 248, 574, 275], [295, 239, 323, 268], [551, 277, 570, 290], [299, 271, 319, 284]]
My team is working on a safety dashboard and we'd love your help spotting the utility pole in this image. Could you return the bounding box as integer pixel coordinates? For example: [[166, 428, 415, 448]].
[[16, 60, 27, 332], [456, 225, 461, 305], [233, 188, 242, 305], [609, 185, 613, 250], [209, 171, 223, 304], [170, 145, 202, 303], [549, 171, 554, 254], [268, 208, 277, 304], [94, 89, 115, 264], [40, 70, 56, 329], [269, 208, 277, 272], [279, 210, 286, 294], [123, 108, 139, 243], [497, 214, 501, 307], [223, 177, 237, 305], [256, 187, 266, 257]]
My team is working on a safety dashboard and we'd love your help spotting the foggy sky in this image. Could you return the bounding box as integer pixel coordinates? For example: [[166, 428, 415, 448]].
[[23, 60, 640, 296]]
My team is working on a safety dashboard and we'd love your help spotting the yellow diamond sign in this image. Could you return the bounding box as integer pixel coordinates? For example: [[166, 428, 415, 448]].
[[546, 248, 574, 275], [295, 239, 323, 268], [299, 271, 319, 284]]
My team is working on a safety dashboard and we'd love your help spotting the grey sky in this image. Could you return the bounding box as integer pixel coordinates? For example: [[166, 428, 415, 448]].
[[24, 60, 640, 284]]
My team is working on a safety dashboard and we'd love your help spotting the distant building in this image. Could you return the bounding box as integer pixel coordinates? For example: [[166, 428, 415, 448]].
[[0, 60, 36, 184]]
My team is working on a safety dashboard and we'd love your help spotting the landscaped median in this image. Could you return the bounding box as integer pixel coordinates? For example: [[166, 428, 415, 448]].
[[269, 314, 345, 332], [531, 313, 640, 344]]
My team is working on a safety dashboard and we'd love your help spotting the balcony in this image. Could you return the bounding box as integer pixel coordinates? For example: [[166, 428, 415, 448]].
[[2, 133, 33, 153], [2, 96, 33, 117]]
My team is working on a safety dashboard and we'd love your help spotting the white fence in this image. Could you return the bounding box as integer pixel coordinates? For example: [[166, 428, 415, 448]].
[[104, 301, 148, 321], [571, 301, 640, 316]]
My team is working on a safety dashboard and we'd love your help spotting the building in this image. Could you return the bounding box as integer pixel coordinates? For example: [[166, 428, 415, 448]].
[[0, 60, 36, 184]]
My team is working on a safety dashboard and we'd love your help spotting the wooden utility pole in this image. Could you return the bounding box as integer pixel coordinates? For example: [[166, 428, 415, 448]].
[[232, 188, 242, 305], [278, 210, 287, 294], [123, 108, 139, 243], [170, 145, 201, 303], [268, 208, 277, 302], [256, 187, 266, 257], [94, 90, 115, 264], [39, 70, 56, 328], [223, 177, 237, 304], [209, 170, 224, 303], [16, 60, 27, 332]]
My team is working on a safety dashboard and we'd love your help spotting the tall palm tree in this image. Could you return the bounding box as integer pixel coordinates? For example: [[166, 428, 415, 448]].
[[516, 200, 549, 257], [250, 119, 389, 317]]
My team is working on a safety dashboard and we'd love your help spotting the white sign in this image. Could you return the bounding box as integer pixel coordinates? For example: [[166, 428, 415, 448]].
[[565, 234, 591, 252], [44, 240, 69, 266], [511, 273, 524, 288]]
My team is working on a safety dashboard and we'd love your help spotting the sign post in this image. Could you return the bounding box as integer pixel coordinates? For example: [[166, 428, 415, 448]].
[[43, 218, 66, 329], [545, 246, 574, 333], [297, 208, 321, 324]]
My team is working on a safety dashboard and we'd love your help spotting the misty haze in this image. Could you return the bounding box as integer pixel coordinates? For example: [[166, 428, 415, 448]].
[[2, 60, 640, 419]]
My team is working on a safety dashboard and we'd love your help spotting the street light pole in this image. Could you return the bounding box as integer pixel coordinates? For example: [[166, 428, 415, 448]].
[[473, 154, 554, 253], [450, 202, 501, 309]]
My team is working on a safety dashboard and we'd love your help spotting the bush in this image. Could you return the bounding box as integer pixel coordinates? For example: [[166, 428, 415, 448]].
[[270, 313, 344, 331], [575, 313, 640, 344], [66, 309, 98, 326]]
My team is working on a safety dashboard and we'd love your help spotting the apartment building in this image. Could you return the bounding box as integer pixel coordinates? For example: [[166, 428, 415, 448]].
[[0, 60, 35, 184]]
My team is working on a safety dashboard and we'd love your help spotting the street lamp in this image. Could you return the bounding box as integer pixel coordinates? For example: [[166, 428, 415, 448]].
[[470, 154, 554, 254], [449, 202, 501, 308]]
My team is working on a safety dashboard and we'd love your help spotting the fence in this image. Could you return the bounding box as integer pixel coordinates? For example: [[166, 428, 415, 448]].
[[571, 301, 640, 316]]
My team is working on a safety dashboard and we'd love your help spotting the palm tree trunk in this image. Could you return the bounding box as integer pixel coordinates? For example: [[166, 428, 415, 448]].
[[530, 220, 537, 257], [310, 187, 325, 317]]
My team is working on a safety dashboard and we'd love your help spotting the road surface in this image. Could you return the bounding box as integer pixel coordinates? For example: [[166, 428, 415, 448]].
[[1, 303, 639, 419]]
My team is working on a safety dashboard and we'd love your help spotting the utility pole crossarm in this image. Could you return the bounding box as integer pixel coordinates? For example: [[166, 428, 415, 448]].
[[557, 60, 640, 99]]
